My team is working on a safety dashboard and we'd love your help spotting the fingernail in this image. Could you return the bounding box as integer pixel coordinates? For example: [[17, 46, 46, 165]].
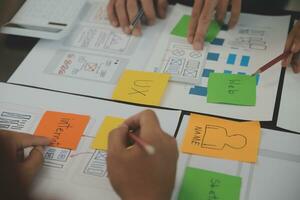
[[292, 44, 297, 52], [132, 29, 142, 37], [112, 21, 118, 27], [123, 26, 131, 34], [193, 42, 203, 50]]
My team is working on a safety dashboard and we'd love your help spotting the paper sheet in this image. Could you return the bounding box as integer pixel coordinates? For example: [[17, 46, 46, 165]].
[[8, 2, 291, 120], [146, 5, 290, 120], [0, 82, 181, 200], [181, 114, 261, 162], [277, 65, 300, 133], [174, 115, 300, 200], [34, 111, 90, 149]]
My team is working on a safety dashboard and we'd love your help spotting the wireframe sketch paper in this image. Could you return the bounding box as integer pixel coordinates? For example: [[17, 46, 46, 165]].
[[174, 115, 300, 200], [0, 82, 181, 200]]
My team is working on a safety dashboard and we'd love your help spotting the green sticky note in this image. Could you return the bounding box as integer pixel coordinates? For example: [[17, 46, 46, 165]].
[[207, 73, 256, 106], [178, 167, 242, 200], [171, 15, 221, 42]]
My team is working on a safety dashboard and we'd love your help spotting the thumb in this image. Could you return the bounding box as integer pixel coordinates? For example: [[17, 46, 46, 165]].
[[108, 124, 129, 154], [19, 146, 44, 186]]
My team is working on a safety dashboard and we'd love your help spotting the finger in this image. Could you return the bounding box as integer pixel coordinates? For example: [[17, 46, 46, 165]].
[[215, 0, 229, 24], [115, 0, 130, 34], [108, 124, 129, 154], [21, 146, 44, 181], [291, 52, 300, 73], [17, 149, 25, 161], [188, 0, 203, 44], [141, 0, 156, 25], [123, 110, 163, 139], [15, 134, 50, 149], [107, 0, 119, 27], [228, 0, 241, 28], [282, 26, 297, 66], [193, 0, 218, 50], [127, 0, 142, 36], [156, 0, 168, 19]]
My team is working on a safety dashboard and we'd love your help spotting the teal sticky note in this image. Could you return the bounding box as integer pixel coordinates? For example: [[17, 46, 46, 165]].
[[207, 73, 256, 106], [178, 167, 242, 200], [171, 15, 221, 42]]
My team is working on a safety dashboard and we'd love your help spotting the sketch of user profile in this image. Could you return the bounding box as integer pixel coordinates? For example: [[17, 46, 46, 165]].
[[201, 125, 247, 150]]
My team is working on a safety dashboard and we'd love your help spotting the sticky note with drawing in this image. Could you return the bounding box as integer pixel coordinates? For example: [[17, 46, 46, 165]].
[[178, 167, 241, 200], [207, 73, 256, 106], [181, 114, 261, 162], [171, 15, 221, 42], [34, 111, 90, 150], [92, 116, 125, 150], [112, 70, 170, 106]]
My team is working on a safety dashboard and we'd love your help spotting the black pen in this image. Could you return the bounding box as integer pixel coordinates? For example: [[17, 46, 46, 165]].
[[129, 7, 144, 31]]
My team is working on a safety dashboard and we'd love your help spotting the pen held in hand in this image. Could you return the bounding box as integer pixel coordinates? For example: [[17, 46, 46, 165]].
[[128, 132, 155, 155], [129, 7, 144, 31], [251, 50, 291, 76]]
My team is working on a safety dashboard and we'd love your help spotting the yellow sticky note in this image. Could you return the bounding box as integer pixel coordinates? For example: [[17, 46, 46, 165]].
[[181, 114, 261, 163], [92, 116, 125, 150], [112, 70, 170, 106]]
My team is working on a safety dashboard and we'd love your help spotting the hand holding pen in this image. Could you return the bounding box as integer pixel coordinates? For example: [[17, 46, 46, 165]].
[[107, 0, 168, 36], [107, 110, 178, 200]]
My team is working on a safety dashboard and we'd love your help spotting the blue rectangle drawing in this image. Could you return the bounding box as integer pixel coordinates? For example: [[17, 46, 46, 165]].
[[202, 69, 215, 77], [227, 54, 237, 65], [240, 56, 250, 67], [224, 70, 232, 74], [211, 38, 225, 46], [207, 52, 220, 61], [189, 86, 208, 96], [238, 72, 246, 75]]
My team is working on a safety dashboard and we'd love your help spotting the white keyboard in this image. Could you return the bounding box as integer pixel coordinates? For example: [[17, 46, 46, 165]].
[[1, 0, 87, 40]]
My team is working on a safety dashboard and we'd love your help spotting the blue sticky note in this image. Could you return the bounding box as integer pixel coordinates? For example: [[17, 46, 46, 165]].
[[190, 86, 208, 96], [211, 38, 225, 46], [202, 69, 215, 78]]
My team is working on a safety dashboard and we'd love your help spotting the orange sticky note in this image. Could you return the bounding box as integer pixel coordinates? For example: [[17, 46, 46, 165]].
[[112, 70, 170, 106], [34, 111, 90, 150], [92, 116, 125, 150], [181, 114, 261, 162]]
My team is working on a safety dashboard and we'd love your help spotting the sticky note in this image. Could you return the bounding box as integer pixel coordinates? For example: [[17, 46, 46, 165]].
[[112, 70, 170, 106], [171, 15, 221, 42], [181, 114, 261, 162], [34, 111, 90, 150], [178, 167, 241, 200], [92, 116, 124, 150], [207, 73, 256, 106]]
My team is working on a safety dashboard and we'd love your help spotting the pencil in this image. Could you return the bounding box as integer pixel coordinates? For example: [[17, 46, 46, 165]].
[[128, 132, 155, 155], [251, 50, 291, 76], [129, 7, 144, 31]]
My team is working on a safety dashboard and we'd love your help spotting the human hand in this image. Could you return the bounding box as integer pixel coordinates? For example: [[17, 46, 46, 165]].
[[107, 110, 178, 200], [188, 0, 241, 50], [107, 0, 168, 36], [283, 21, 300, 73], [0, 130, 50, 187]]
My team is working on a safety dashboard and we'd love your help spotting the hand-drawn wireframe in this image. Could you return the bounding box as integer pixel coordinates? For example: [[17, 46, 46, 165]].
[[84, 150, 107, 177], [201, 125, 247, 150], [84, 1, 110, 25], [46, 50, 127, 83], [43, 147, 71, 169], [66, 26, 139, 55], [128, 80, 153, 96], [0, 102, 42, 132], [226, 27, 268, 51], [158, 38, 206, 84]]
